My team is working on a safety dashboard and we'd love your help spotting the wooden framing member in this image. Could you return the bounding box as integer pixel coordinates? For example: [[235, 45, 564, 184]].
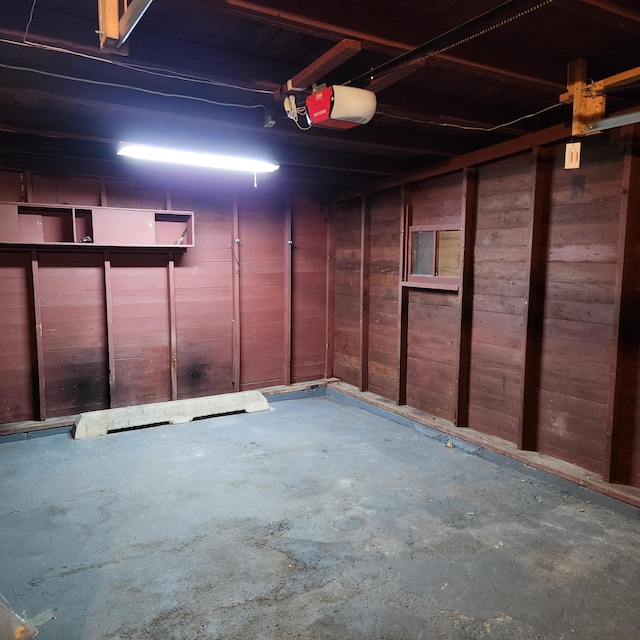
[[334, 123, 571, 202], [359, 196, 371, 392], [103, 251, 116, 407], [324, 206, 336, 379], [231, 197, 241, 390], [454, 168, 477, 427], [226, 0, 561, 93], [604, 125, 640, 481], [396, 187, 412, 405], [560, 59, 640, 136], [275, 39, 361, 98], [30, 251, 46, 420], [518, 148, 551, 450], [168, 253, 178, 401], [98, 0, 153, 51], [562, 58, 605, 137], [284, 198, 293, 386]]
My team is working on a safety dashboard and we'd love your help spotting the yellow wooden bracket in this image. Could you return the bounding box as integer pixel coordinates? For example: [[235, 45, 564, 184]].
[[559, 59, 640, 136], [560, 58, 605, 136], [97, 0, 119, 50], [97, 0, 154, 53]]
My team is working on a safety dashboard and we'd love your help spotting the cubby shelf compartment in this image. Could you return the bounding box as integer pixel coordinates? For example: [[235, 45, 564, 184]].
[[0, 203, 194, 248]]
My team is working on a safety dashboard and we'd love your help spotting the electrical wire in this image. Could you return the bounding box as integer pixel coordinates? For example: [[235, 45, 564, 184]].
[[1, 0, 272, 96], [377, 102, 564, 132], [2, 37, 275, 95], [0, 61, 268, 112], [23, 0, 37, 42]]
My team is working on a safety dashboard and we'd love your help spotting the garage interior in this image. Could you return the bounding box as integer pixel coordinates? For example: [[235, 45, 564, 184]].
[[1, 0, 640, 637]]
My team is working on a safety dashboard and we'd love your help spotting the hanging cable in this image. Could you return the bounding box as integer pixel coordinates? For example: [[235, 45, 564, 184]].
[[377, 102, 564, 132], [0, 62, 268, 113], [1, 0, 272, 97]]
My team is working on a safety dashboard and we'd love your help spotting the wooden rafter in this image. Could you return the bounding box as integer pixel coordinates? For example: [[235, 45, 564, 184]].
[[274, 39, 361, 98], [224, 0, 563, 94], [578, 0, 640, 24]]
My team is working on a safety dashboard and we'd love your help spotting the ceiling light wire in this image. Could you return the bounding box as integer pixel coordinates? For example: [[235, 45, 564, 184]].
[[6, 0, 272, 96], [23, 0, 37, 42], [0, 61, 269, 113], [378, 101, 564, 132]]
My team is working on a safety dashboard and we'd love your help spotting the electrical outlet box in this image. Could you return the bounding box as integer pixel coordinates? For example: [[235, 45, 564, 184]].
[[565, 142, 581, 169]]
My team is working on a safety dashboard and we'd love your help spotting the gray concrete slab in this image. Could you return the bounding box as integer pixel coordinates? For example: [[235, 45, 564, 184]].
[[0, 396, 639, 640]]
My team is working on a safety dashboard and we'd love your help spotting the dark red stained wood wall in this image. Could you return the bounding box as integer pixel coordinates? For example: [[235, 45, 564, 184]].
[[110, 254, 172, 407], [172, 193, 235, 398], [332, 199, 361, 386], [238, 197, 285, 389], [536, 140, 622, 474], [613, 132, 640, 487], [0, 252, 35, 423], [367, 190, 401, 399], [405, 175, 463, 422], [331, 128, 640, 493], [291, 196, 327, 383], [0, 172, 327, 423], [468, 154, 532, 441], [39, 253, 109, 417]]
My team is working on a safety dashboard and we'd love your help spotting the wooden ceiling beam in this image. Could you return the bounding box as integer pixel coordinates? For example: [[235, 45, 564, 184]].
[[577, 0, 640, 24], [223, 0, 562, 94], [367, 61, 426, 93], [562, 0, 640, 34], [275, 38, 361, 98]]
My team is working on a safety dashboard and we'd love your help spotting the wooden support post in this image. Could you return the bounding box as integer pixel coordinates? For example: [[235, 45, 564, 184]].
[[100, 177, 108, 206], [30, 251, 46, 420], [454, 168, 477, 427], [359, 196, 371, 392], [324, 206, 335, 379], [97, 0, 120, 49], [397, 187, 412, 405], [284, 199, 293, 386], [604, 125, 640, 481], [25, 171, 34, 203], [232, 197, 241, 390], [565, 58, 606, 136], [104, 252, 116, 407], [518, 148, 551, 450], [397, 288, 409, 406], [168, 254, 178, 401]]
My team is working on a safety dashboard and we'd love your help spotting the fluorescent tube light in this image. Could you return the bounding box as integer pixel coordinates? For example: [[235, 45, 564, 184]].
[[117, 142, 279, 173]]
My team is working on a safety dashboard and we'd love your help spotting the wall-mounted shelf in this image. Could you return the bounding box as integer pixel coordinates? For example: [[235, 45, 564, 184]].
[[0, 203, 194, 249]]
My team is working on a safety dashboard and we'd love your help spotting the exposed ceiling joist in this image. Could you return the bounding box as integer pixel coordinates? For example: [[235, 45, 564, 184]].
[[274, 39, 361, 99], [223, 0, 562, 93], [577, 0, 640, 24]]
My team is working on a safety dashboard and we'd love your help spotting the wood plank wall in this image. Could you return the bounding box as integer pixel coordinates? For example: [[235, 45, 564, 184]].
[[406, 175, 463, 421], [332, 199, 362, 386], [0, 173, 327, 423], [332, 127, 640, 492], [367, 190, 401, 399]]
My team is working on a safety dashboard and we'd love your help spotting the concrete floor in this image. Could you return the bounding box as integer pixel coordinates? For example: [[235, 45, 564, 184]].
[[0, 393, 639, 640]]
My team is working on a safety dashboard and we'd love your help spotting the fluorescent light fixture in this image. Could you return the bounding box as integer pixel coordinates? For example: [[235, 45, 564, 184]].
[[117, 142, 279, 173]]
